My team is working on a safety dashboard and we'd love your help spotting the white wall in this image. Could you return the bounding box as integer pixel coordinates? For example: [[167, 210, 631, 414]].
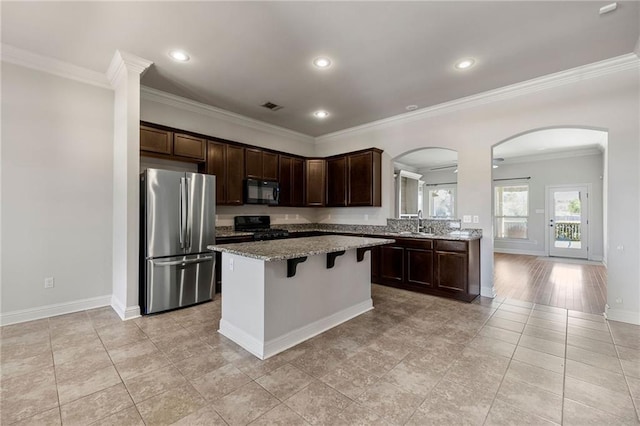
[[1, 63, 114, 323], [314, 65, 640, 323], [493, 153, 604, 260]]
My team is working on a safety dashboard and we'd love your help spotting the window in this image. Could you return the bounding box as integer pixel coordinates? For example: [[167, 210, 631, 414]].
[[428, 187, 455, 218], [495, 184, 529, 239]]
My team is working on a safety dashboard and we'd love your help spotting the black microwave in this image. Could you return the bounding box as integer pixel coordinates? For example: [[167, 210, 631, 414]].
[[244, 179, 280, 205]]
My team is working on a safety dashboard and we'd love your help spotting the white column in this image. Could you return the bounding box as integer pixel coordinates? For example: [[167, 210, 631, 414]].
[[107, 51, 152, 320], [457, 146, 496, 298]]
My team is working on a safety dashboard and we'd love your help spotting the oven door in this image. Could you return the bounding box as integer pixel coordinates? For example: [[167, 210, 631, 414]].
[[144, 253, 215, 314]]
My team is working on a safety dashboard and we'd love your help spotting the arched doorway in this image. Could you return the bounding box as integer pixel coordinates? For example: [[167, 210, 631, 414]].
[[393, 148, 458, 219], [491, 127, 608, 313]]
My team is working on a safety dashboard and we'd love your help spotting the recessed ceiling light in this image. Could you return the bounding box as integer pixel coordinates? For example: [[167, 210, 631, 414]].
[[406, 105, 418, 111], [455, 58, 475, 70], [314, 110, 329, 119], [169, 50, 190, 62], [313, 57, 332, 69]]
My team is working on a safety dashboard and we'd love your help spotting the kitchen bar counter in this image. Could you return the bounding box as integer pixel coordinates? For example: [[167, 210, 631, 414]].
[[209, 235, 393, 359], [208, 235, 393, 261]]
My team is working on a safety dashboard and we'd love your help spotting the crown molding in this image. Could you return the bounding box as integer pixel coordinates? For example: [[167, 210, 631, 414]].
[[316, 53, 640, 142], [1, 43, 111, 89], [140, 86, 315, 145], [502, 147, 603, 165], [106, 50, 153, 87]]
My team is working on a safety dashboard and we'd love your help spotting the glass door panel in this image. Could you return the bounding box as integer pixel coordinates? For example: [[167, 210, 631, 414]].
[[548, 186, 588, 259]]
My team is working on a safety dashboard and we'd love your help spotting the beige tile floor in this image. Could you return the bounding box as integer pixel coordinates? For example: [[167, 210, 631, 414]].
[[1, 284, 639, 425]]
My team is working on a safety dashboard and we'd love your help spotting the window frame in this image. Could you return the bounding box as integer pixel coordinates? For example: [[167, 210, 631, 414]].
[[427, 185, 456, 218], [494, 183, 530, 240]]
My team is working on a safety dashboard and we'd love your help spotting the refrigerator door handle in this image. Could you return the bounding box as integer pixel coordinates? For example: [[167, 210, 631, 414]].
[[180, 177, 188, 249], [185, 177, 192, 249], [154, 256, 214, 267]]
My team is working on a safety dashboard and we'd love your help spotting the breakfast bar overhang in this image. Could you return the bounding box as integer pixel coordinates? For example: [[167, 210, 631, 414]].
[[208, 235, 393, 359]]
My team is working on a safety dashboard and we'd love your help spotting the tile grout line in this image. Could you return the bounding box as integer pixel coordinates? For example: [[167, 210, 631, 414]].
[[606, 319, 640, 423], [480, 298, 530, 426], [47, 317, 64, 425]]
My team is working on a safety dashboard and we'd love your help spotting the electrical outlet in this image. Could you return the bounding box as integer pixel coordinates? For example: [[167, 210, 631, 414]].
[[473, 215, 479, 223], [365, 214, 369, 221], [463, 215, 472, 223], [229, 258, 234, 271], [616, 297, 623, 304], [617, 245, 624, 251], [285, 214, 289, 220], [44, 277, 54, 289], [295, 214, 299, 220]]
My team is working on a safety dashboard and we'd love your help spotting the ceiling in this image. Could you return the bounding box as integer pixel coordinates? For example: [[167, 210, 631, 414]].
[[2, 2, 639, 137]]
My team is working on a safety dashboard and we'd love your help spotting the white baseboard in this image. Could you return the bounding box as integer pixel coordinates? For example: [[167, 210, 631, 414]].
[[494, 247, 547, 257], [219, 299, 374, 360], [219, 320, 265, 358], [604, 304, 640, 326], [0, 295, 111, 326], [110, 295, 141, 321]]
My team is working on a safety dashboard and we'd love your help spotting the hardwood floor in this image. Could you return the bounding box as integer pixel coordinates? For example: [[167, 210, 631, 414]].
[[494, 253, 607, 314]]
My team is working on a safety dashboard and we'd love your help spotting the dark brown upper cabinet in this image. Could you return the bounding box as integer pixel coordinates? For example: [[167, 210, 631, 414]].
[[140, 125, 205, 162], [245, 148, 279, 181], [347, 149, 382, 206], [326, 156, 347, 207], [305, 159, 326, 206], [141, 123, 383, 209], [280, 155, 305, 207], [140, 125, 172, 155], [206, 141, 244, 205], [173, 133, 205, 161], [325, 148, 382, 207]]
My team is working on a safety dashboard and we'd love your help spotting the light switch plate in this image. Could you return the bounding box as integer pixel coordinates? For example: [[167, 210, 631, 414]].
[[463, 215, 472, 223], [229, 258, 234, 271]]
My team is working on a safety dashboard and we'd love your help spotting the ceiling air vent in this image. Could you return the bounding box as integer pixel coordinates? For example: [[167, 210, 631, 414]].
[[261, 102, 283, 111]]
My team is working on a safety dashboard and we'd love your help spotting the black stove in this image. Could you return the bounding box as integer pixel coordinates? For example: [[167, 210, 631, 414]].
[[234, 216, 290, 241]]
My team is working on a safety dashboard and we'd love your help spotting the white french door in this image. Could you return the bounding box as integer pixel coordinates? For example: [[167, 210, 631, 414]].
[[547, 185, 589, 259]]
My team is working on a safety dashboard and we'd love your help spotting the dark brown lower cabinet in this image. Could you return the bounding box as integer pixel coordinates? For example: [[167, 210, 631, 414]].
[[406, 246, 434, 288], [380, 245, 405, 283], [372, 237, 480, 302]]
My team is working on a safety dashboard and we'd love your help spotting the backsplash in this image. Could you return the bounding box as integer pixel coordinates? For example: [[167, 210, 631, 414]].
[[386, 218, 463, 234]]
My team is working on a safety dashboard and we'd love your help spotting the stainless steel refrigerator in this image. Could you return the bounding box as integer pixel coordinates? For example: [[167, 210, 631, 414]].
[[140, 169, 216, 314]]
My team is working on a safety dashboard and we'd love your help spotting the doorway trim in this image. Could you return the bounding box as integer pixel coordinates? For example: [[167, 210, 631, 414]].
[[545, 183, 592, 260]]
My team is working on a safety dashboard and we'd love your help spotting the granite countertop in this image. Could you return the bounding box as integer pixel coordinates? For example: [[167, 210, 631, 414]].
[[215, 227, 481, 241], [208, 235, 394, 261]]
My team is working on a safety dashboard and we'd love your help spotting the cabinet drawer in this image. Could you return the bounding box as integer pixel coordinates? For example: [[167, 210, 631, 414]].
[[399, 238, 433, 250], [435, 240, 467, 252], [174, 134, 205, 160]]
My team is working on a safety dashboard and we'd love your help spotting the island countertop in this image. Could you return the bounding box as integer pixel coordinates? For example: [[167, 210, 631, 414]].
[[208, 235, 394, 261]]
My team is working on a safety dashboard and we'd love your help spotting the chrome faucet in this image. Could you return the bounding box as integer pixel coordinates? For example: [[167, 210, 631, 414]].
[[417, 210, 423, 232]]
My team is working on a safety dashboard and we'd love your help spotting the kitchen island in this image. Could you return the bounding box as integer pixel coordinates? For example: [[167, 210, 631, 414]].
[[208, 235, 393, 359]]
